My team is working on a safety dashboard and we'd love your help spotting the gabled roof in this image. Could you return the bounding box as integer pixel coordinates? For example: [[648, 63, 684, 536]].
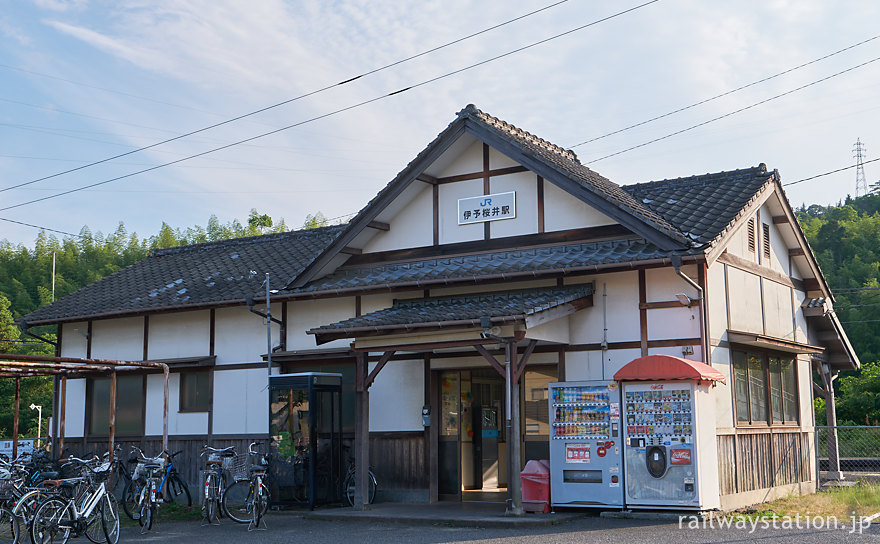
[[307, 284, 593, 344], [623, 165, 775, 247], [21, 226, 345, 325], [286, 105, 692, 289]]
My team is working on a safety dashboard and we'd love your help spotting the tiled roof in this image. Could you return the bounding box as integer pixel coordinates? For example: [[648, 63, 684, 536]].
[[308, 284, 594, 335], [21, 226, 345, 325], [297, 238, 669, 293], [623, 164, 775, 246]]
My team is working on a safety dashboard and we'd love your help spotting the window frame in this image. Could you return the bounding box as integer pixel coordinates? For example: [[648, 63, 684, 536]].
[[178, 369, 211, 413], [86, 374, 147, 437], [731, 346, 800, 427]]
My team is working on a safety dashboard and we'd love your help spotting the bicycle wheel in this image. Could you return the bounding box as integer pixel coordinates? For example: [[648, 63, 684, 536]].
[[343, 472, 355, 506], [31, 498, 72, 544], [221, 480, 252, 524], [251, 485, 266, 528], [368, 470, 377, 504], [83, 504, 103, 544], [139, 500, 155, 532], [201, 473, 218, 523], [344, 470, 377, 506], [166, 474, 192, 507], [121, 480, 142, 521], [0, 506, 19, 544], [101, 496, 120, 544]]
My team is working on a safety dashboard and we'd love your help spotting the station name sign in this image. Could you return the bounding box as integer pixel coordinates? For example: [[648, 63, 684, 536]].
[[458, 191, 516, 225]]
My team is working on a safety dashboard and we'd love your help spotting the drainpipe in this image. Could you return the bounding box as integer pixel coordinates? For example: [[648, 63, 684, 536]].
[[670, 255, 709, 363]]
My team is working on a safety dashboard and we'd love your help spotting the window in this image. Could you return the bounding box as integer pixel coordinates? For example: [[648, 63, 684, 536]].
[[732, 349, 798, 425], [747, 218, 756, 253], [762, 223, 771, 259], [88, 375, 145, 436], [180, 371, 210, 412], [281, 361, 355, 433]]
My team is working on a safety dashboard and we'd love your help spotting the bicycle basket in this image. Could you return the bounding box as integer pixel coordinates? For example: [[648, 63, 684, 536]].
[[223, 454, 249, 481], [0, 480, 16, 500], [88, 461, 111, 484]]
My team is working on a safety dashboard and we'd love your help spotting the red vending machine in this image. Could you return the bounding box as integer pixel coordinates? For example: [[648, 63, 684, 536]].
[[614, 355, 725, 511]]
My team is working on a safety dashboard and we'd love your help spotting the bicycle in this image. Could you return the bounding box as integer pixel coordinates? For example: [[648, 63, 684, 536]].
[[122, 449, 191, 522], [221, 442, 269, 528], [342, 456, 376, 507], [199, 444, 236, 524], [30, 460, 120, 544]]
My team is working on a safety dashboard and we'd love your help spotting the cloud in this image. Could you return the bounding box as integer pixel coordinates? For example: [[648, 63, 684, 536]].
[[0, 18, 32, 45], [31, 0, 88, 12]]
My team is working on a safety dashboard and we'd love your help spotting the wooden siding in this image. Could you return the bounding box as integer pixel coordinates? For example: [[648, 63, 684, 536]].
[[369, 431, 427, 490], [717, 430, 813, 496]]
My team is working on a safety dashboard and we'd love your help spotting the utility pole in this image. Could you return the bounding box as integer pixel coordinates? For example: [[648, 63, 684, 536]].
[[854, 138, 868, 197]]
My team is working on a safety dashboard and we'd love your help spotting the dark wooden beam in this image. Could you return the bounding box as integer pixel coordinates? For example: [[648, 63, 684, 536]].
[[640, 300, 700, 309], [367, 221, 390, 231], [803, 278, 821, 291], [474, 344, 505, 378], [537, 176, 545, 234], [12, 378, 20, 459], [788, 247, 805, 257], [363, 351, 395, 390], [435, 165, 528, 184], [340, 246, 363, 256], [772, 215, 788, 224], [416, 173, 439, 185], [639, 270, 648, 357], [514, 339, 538, 383]]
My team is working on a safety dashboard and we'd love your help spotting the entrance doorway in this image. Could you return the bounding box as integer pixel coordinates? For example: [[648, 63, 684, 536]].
[[437, 369, 507, 501]]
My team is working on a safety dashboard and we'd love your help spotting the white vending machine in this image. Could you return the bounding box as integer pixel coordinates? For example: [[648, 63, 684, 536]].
[[549, 380, 623, 507], [622, 380, 719, 510]]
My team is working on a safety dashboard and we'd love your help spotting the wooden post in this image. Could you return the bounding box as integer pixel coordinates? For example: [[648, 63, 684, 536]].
[[506, 341, 523, 516], [821, 365, 843, 480], [353, 352, 370, 511], [59, 377, 66, 456], [12, 378, 20, 459], [162, 364, 170, 452], [108, 371, 117, 462]]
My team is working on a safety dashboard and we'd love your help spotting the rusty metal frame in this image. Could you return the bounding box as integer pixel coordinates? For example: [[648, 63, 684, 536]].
[[0, 354, 170, 460]]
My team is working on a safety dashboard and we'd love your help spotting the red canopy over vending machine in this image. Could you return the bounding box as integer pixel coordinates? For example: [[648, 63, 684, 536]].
[[614, 355, 725, 510]]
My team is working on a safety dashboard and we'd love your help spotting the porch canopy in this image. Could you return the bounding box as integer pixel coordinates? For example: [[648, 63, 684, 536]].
[[613, 354, 726, 384], [0, 353, 171, 460], [306, 284, 593, 514]]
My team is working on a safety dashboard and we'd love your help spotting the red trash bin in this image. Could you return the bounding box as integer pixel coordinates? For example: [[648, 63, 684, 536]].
[[521, 459, 551, 513]]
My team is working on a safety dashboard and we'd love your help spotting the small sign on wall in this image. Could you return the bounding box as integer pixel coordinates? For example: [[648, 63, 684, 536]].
[[458, 192, 516, 225]]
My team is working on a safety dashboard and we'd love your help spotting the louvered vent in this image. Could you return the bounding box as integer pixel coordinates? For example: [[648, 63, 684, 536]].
[[747, 219, 756, 253], [763, 223, 771, 259]]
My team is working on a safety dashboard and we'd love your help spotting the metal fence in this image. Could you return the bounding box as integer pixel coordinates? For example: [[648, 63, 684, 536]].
[[815, 426, 880, 483]]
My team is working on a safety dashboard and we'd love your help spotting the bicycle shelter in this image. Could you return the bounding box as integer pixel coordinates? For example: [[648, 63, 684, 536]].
[[269, 372, 343, 509]]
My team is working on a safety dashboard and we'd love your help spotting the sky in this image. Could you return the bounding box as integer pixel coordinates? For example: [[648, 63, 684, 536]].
[[1, 0, 879, 246]]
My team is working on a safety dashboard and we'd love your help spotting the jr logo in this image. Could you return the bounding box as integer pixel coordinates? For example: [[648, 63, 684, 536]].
[[479, 198, 492, 207]]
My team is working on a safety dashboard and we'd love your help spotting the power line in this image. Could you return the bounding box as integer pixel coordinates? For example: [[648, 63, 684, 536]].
[[569, 33, 880, 148], [783, 157, 880, 187], [585, 54, 880, 164], [0, 217, 82, 238], [0, 0, 571, 195], [0, 1, 660, 214]]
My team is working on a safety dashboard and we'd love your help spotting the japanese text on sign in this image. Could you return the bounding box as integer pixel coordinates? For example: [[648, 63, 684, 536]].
[[458, 192, 516, 225], [565, 443, 590, 463]]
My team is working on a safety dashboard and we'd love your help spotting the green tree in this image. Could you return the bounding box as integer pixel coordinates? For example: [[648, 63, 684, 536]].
[[302, 212, 329, 229], [248, 209, 273, 234]]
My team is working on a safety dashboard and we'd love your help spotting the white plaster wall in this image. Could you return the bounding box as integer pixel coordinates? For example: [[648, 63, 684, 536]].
[[60, 322, 88, 358], [647, 307, 700, 341], [759, 205, 787, 275], [214, 305, 280, 364], [362, 183, 433, 253], [724, 216, 755, 262], [707, 264, 728, 342], [525, 318, 570, 344], [287, 298, 355, 351], [543, 182, 616, 232], [569, 272, 640, 344], [763, 281, 795, 340], [144, 373, 208, 436], [212, 369, 268, 435], [709, 346, 734, 430], [793, 289, 808, 344], [368, 360, 424, 432], [564, 351, 603, 381], [488, 146, 518, 169], [438, 178, 483, 244], [488, 171, 537, 239], [63, 378, 86, 437], [91, 317, 143, 361], [147, 310, 210, 360], [438, 139, 482, 178], [645, 266, 700, 301], [601, 348, 643, 380], [726, 267, 763, 333]]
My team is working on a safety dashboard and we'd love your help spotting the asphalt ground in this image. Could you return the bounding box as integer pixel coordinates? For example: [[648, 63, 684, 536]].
[[120, 511, 880, 543]]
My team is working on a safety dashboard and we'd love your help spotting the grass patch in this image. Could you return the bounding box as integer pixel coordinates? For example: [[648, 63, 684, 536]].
[[734, 482, 880, 521]]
